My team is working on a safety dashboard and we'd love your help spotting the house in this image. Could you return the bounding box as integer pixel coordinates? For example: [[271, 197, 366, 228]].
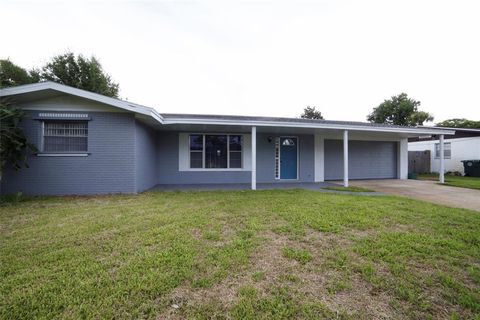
[[409, 128, 480, 175], [0, 82, 455, 196]]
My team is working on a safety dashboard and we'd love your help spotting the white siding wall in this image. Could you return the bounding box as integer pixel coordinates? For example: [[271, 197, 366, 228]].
[[409, 137, 480, 174]]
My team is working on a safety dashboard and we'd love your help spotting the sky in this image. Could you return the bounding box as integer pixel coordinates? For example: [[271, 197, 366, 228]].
[[1, 0, 479, 123]]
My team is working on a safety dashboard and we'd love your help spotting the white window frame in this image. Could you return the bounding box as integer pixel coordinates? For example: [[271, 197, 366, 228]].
[[434, 142, 451, 159], [188, 133, 244, 170]]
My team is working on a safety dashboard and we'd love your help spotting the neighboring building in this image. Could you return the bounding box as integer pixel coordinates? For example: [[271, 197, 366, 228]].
[[0, 82, 454, 196], [409, 128, 480, 174]]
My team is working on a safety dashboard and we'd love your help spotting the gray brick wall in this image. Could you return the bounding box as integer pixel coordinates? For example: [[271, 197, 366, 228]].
[[156, 131, 315, 184], [135, 120, 158, 192], [1, 111, 137, 195]]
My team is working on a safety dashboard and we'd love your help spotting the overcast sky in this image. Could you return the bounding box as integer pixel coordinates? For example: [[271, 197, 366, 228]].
[[1, 0, 479, 123]]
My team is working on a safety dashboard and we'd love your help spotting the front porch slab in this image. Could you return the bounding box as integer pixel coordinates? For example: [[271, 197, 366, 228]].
[[152, 182, 337, 192]]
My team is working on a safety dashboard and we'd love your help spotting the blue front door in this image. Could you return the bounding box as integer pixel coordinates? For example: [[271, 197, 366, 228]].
[[280, 137, 298, 179]]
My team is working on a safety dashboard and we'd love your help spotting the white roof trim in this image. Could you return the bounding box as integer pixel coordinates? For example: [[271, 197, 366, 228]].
[[0, 81, 164, 123], [162, 117, 456, 135], [0, 82, 455, 135]]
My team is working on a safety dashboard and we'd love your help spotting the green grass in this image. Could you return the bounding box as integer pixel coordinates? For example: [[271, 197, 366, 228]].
[[1, 190, 479, 319], [417, 173, 480, 190], [322, 186, 375, 192], [282, 246, 313, 265]]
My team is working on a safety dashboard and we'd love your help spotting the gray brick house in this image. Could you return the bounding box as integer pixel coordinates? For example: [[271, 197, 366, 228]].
[[0, 82, 454, 195]]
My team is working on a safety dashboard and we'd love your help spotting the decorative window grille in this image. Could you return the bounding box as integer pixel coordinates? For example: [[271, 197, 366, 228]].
[[274, 137, 280, 179], [434, 142, 451, 159], [43, 121, 88, 152]]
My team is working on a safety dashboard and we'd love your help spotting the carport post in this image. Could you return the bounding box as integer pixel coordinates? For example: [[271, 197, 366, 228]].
[[439, 134, 445, 184], [343, 130, 349, 187], [251, 126, 257, 190]]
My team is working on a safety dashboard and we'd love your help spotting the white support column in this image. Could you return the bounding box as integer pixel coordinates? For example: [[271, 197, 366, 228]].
[[343, 130, 349, 187], [397, 138, 408, 179], [251, 126, 257, 190], [314, 134, 325, 182], [439, 134, 445, 184]]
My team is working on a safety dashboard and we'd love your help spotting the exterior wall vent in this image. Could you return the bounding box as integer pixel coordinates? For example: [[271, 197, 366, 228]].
[[38, 113, 89, 119]]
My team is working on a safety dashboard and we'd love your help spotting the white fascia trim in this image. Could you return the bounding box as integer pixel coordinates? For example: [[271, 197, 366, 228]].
[[410, 136, 480, 144], [1, 82, 164, 124], [163, 118, 456, 135]]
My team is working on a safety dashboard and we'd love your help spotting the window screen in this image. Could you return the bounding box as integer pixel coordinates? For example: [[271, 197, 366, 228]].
[[43, 121, 88, 152], [229, 135, 242, 168], [189, 134, 203, 168]]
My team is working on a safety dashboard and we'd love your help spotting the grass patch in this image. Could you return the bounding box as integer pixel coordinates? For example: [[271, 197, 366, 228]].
[[1, 190, 479, 319], [232, 286, 344, 319], [418, 173, 480, 190], [322, 186, 375, 192], [282, 246, 313, 265]]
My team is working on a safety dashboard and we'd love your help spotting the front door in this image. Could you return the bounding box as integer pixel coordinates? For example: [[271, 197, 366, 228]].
[[280, 137, 298, 179]]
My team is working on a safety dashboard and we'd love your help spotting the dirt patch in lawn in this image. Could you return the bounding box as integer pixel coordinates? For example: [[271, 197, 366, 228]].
[[156, 227, 410, 319]]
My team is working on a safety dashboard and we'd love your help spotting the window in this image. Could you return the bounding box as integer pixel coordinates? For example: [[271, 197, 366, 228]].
[[189, 134, 242, 169], [274, 138, 280, 179], [282, 138, 296, 146], [43, 121, 88, 152], [434, 142, 451, 159], [189, 135, 203, 168]]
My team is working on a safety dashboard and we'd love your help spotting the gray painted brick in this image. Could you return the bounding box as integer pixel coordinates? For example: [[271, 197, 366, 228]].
[[1, 111, 136, 195], [157, 131, 315, 184], [135, 120, 158, 192]]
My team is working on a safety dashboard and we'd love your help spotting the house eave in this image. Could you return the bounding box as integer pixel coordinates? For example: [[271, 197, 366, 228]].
[[0, 81, 165, 123], [162, 117, 456, 136]]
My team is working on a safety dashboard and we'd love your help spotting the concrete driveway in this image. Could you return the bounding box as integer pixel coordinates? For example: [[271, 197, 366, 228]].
[[350, 179, 480, 212]]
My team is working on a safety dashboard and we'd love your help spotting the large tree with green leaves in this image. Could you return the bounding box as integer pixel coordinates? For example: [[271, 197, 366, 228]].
[[367, 93, 433, 126], [0, 59, 39, 88], [41, 52, 119, 97], [436, 118, 480, 129], [0, 102, 37, 175], [0, 52, 119, 97], [300, 106, 324, 119]]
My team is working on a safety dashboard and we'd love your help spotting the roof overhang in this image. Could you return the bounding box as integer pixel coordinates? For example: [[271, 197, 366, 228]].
[[161, 115, 455, 137], [0, 81, 164, 123], [1, 82, 456, 137]]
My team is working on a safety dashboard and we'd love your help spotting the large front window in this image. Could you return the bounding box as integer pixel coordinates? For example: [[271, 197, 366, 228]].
[[189, 134, 242, 169]]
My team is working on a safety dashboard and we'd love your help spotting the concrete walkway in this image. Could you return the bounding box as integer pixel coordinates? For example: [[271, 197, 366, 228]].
[[350, 179, 480, 212]]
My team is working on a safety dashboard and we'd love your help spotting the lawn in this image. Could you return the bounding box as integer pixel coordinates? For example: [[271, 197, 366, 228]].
[[321, 186, 375, 193], [418, 173, 480, 190], [1, 190, 479, 319]]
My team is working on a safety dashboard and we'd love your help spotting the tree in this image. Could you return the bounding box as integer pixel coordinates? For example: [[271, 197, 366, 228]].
[[436, 118, 480, 129], [301, 106, 324, 119], [0, 102, 37, 175], [41, 52, 119, 97], [367, 93, 433, 126], [0, 59, 39, 88], [1, 53, 119, 97]]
